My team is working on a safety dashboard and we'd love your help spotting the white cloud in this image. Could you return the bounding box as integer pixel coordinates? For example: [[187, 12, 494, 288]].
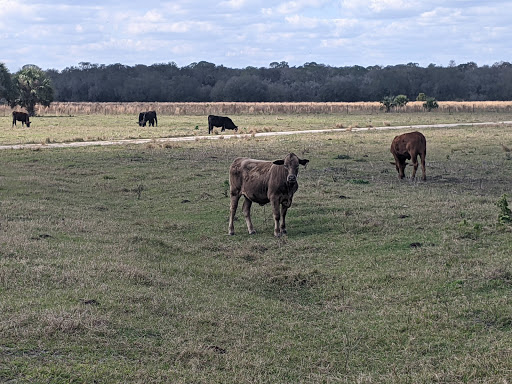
[[418, 8, 464, 27], [126, 20, 215, 35], [320, 38, 350, 48], [285, 14, 320, 28], [332, 18, 359, 32], [340, 0, 424, 18], [142, 10, 165, 23], [266, 0, 330, 15], [160, 3, 187, 14], [220, 0, 248, 9], [0, 0, 34, 16], [368, 0, 414, 13]]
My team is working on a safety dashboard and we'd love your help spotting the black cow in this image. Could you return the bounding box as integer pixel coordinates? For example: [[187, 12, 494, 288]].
[[12, 111, 31, 127], [138, 111, 157, 127], [208, 115, 238, 134]]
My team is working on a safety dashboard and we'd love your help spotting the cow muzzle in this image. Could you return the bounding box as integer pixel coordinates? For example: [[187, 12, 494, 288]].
[[287, 174, 297, 183]]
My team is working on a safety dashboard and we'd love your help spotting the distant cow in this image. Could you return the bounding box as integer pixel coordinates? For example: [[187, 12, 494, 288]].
[[390, 131, 426, 180], [208, 115, 238, 134], [138, 111, 157, 127], [12, 111, 31, 127], [228, 153, 309, 237]]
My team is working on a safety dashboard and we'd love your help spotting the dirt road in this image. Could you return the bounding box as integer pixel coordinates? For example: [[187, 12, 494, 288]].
[[1, 121, 511, 150]]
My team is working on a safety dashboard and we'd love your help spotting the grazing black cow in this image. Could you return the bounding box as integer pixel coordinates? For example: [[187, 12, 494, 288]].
[[138, 111, 157, 127], [208, 115, 238, 134], [228, 153, 309, 237], [12, 111, 31, 127]]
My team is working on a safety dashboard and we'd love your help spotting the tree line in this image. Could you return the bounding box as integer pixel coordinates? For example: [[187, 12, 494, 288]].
[[2, 61, 512, 113]]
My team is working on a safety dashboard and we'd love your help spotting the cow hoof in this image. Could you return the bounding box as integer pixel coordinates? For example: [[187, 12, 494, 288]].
[[249, 230, 256, 235], [229, 232, 235, 236]]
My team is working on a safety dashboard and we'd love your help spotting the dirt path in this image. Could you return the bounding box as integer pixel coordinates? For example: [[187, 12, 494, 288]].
[[1, 121, 511, 150]]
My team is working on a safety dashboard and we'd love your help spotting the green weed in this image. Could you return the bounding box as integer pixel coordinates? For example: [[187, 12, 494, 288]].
[[496, 194, 512, 224]]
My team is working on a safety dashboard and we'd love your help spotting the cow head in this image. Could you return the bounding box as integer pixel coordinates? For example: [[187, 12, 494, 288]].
[[390, 156, 409, 178], [26, 121, 31, 127], [273, 153, 309, 184]]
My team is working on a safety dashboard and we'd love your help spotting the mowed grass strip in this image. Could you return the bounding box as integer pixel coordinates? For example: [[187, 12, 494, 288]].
[[2, 108, 512, 146], [0, 124, 511, 383]]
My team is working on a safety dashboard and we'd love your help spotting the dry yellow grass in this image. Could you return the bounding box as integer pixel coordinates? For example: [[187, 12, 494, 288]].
[[2, 101, 512, 117]]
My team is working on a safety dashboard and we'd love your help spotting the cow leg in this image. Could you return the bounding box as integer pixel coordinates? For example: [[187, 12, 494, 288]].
[[397, 161, 406, 179], [420, 152, 427, 181], [393, 155, 405, 179], [228, 192, 241, 235], [271, 200, 282, 237], [242, 198, 256, 234], [280, 204, 288, 235], [221, 125, 226, 132], [410, 152, 419, 179]]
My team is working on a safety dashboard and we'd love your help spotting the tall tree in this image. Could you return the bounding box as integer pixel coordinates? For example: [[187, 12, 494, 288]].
[[12, 65, 54, 115], [0, 63, 15, 104]]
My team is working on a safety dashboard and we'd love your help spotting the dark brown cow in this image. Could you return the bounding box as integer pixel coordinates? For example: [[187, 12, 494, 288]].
[[390, 131, 426, 180], [228, 153, 309, 237], [12, 111, 31, 127]]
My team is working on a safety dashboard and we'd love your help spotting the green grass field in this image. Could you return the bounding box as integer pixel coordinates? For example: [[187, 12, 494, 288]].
[[1, 113, 512, 383], [2, 110, 512, 145]]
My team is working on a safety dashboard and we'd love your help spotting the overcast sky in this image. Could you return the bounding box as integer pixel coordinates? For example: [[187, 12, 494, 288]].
[[1, 0, 511, 72]]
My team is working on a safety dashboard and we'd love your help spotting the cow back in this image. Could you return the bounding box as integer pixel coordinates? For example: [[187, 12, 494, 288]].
[[230, 158, 273, 204], [391, 131, 426, 156]]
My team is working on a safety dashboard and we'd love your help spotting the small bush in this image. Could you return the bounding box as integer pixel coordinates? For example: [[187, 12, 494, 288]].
[[496, 194, 512, 224], [416, 92, 427, 101], [380, 96, 396, 113], [423, 97, 439, 112]]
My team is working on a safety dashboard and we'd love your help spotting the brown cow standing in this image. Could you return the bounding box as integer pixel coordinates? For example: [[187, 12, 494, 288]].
[[228, 153, 309, 237], [12, 111, 31, 127], [390, 131, 426, 180]]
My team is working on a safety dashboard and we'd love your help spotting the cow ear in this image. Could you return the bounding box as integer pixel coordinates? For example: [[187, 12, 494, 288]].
[[299, 159, 309, 166], [273, 160, 285, 165]]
